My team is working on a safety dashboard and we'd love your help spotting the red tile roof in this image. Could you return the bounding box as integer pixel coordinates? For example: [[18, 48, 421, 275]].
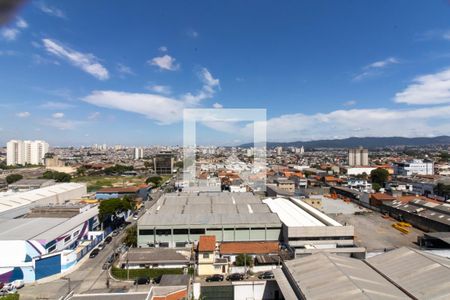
[[220, 242, 279, 255], [198, 235, 216, 252], [370, 193, 396, 201]]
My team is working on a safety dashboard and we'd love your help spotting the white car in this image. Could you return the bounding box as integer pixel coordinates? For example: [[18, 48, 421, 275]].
[[10, 280, 24, 289]]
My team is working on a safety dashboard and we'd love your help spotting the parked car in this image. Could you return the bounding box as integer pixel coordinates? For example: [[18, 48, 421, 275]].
[[98, 242, 106, 250], [205, 274, 224, 282], [107, 254, 115, 264], [152, 275, 162, 284], [9, 280, 24, 289], [105, 236, 113, 244], [134, 277, 150, 285], [89, 248, 100, 258], [258, 271, 274, 279], [226, 273, 244, 281]]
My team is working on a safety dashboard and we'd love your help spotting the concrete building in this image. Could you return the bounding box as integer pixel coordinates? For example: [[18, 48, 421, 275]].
[[197, 235, 228, 276], [7, 178, 56, 192], [394, 159, 434, 176], [0, 183, 87, 220], [153, 151, 174, 174], [263, 197, 362, 257], [137, 192, 282, 248], [348, 146, 368, 166], [134, 147, 144, 160], [0, 204, 100, 283], [380, 198, 450, 232], [6, 140, 49, 166], [274, 178, 295, 193]]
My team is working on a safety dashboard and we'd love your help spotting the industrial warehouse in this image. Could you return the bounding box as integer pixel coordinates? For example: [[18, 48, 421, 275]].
[[0, 182, 86, 219], [137, 192, 282, 248], [274, 247, 450, 300], [263, 197, 363, 257]]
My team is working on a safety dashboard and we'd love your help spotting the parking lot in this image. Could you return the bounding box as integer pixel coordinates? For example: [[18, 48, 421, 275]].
[[334, 211, 424, 252]]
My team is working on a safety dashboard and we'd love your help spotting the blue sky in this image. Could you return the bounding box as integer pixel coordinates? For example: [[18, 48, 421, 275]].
[[1, 0, 450, 146]]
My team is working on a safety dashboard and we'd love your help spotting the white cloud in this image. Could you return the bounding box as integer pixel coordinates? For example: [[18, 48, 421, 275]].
[[1, 28, 19, 41], [88, 112, 100, 120], [343, 100, 356, 106], [42, 38, 109, 80], [187, 29, 199, 38], [116, 63, 134, 76], [146, 84, 172, 95], [182, 68, 220, 104], [149, 54, 179, 71], [159, 46, 168, 52], [16, 112, 30, 118], [39, 101, 74, 110], [418, 29, 450, 41], [83, 91, 185, 124], [82, 68, 220, 125], [213, 102, 223, 108], [36, 2, 66, 19], [1, 18, 28, 41], [52, 112, 64, 118], [16, 17, 28, 29], [353, 57, 399, 81], [395, 67, 450, 105], [265, 105, 450, 141]]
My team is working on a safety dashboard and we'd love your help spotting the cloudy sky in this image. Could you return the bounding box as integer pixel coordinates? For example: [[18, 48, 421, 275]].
[[1, 1, 450, 146]]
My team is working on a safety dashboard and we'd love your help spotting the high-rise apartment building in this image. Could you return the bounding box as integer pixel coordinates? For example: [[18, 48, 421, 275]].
[[6, 140, 49, 166], [134, 147, 144, 160], [348, 146, 369, 166]]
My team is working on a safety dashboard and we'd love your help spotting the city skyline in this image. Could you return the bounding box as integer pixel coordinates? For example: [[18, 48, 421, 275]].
[[2, 1, 450, 146]]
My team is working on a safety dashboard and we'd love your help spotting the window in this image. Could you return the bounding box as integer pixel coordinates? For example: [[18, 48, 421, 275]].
[[174, 229, 188, 235], [189, 228, 205, 235], [73, 230, 80, 237], [139, 229, 154, 235], [64, 235, 71, 243], [159, 242, 169, 248], [203, 253, 210, 259], [156, 229, 171, 235], [176, 242, 187, 247], [48, 245, 57, 253]]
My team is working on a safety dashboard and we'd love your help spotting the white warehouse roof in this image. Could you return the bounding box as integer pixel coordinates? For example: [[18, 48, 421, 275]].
[[263, 197, 325, 227], [0, 183, 86, 215]]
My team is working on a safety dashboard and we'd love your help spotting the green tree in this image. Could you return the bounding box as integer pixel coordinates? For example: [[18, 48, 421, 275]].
[[174, 161, 183, 169], [123, 224, 137, 247], [42, 170, 71, 182], [104, 164, 134, 175], [370, 168, 389, 185], [372, 182, 381, 192], [235, 254, 253, 267], [76, 166, 87, 176], [6, 174, 23, 184], [146, 176, 163, 186], [98, 198, 133, 222]]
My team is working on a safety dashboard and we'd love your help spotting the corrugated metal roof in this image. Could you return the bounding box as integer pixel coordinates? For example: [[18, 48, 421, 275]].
[[366, 247, 450, 299], [263, 198, 325, 227], [284, 253, 409, 300], [0, 183, 86, 213], [139, 192, 281, 227]]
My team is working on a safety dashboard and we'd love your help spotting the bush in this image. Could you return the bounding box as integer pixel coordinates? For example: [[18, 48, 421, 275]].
[[6, 174, 23, 184], [1, 294, 19, 300], [111, 266, 188, 280]]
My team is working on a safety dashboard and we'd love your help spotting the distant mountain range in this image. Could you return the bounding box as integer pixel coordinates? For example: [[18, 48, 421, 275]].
[[240, 136, 450, 149]]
